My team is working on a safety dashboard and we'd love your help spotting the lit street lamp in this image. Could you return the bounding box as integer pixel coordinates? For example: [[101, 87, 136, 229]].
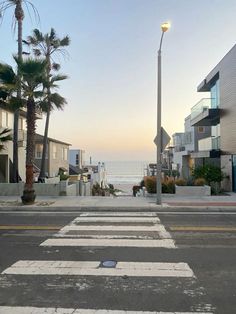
[[156, 22, 171, 205]]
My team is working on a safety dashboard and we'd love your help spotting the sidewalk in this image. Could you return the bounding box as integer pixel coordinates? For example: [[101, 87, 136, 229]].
[[1, 193, 236, 211]]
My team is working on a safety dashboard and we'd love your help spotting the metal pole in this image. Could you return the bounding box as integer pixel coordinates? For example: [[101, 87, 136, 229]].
[[156, 47, 162, 204], [156, 31, 165, 205]]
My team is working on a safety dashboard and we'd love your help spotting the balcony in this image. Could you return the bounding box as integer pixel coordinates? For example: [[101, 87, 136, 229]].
[[190, 98, 220, 127], [191, 136, 221, 159]]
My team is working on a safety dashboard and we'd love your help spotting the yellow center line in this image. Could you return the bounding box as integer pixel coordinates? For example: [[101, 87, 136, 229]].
[[0, 225, 61, 230], [170, 226, 236, 232]]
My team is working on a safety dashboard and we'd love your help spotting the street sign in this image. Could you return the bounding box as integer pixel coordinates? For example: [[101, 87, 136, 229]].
[[154, 127, 171, 152]]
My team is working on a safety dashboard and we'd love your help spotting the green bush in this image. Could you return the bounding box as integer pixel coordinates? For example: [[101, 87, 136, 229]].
[[192, 164, 224, 185]]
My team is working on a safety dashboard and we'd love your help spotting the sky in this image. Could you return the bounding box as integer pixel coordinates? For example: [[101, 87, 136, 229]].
[[1, 0, 236, 161]]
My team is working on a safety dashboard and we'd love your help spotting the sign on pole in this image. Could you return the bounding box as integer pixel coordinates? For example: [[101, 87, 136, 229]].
[[154, 127, 171, 152]]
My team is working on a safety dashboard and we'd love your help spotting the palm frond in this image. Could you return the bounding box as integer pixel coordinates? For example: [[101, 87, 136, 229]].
[[49, 92, 67, 109], [51, 74, 68, 83]]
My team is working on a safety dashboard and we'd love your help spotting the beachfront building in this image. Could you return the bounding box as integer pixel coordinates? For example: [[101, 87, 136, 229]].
[[172, 115, 211, 179], [190, 43, 236, 191], [34, 134, 70, 179], [0, 104, 42, 183]]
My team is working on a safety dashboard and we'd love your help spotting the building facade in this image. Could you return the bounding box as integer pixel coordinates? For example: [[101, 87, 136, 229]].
[[34, 134, 70, 179], [69, 149, 85, 169], [190, 44, 236, 191], [0, 106, 27, 182]]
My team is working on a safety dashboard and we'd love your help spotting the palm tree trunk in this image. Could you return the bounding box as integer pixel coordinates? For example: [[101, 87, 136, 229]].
[[13, 0, 24, 183], [39, 107, 50, 180], [21, 97, 36, 204], [39, 56, 51, 181]]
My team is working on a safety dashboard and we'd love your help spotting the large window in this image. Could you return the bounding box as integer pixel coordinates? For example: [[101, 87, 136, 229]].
[[35, 144, 43, 159], [211, 79, 220, 108]]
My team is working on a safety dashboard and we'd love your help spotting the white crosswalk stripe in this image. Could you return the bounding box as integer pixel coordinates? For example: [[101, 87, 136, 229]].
[[0, 211, 215, 313], [2, 261, 195, 277], [41, 212, 175, 248], [0, 306, 214, 314]]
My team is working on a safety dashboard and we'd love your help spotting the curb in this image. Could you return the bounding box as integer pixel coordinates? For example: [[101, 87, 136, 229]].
[[0, 205, 236, 212]]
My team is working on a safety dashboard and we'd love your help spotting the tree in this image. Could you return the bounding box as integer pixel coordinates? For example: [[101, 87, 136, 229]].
[[0, 57, 46, 204], [24, 28, 69, 181], [0, 128, 12, 151], [0, 0, 39, 182]]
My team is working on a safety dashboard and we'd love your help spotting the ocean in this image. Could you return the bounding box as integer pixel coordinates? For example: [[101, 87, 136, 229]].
[[104, 161, 152, 194]]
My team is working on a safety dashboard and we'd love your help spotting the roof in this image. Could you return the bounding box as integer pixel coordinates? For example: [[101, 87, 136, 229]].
[[69, 164, 83, 175], [35, 133, 71, 146]]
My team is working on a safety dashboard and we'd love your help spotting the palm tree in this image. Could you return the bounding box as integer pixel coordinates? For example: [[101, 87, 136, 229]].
[[0, 0, 39, 183], [25, 28, 69, 181], [0, 128, 12, 151], [0, 58, 46, 204]]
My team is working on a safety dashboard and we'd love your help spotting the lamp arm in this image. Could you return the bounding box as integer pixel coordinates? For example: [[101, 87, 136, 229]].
[[158, 31, 165, 54]]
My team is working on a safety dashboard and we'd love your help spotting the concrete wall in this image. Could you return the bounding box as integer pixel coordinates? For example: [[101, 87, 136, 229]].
[[221, 155, 232, 191], [175, 185, 211, 196], [0, 180, 92, 196]]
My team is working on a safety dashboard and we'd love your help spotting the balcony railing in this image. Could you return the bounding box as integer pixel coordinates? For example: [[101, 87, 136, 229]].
[[198, 136, 221, 151], [191, 98, 212, 120]]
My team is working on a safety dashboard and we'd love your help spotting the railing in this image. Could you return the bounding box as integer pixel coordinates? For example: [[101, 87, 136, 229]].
[[198, 136, 220, 151], [191, 98, 212, 120]]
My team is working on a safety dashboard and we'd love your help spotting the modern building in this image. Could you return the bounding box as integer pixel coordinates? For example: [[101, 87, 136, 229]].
[[172, 115, 211, 179], [34, 134, 70, 179], [190, 43, 236, 191]]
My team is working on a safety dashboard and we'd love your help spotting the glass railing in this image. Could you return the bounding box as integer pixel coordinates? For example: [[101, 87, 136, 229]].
[[212, 136, 221, 150], [198, 136, 221, 151], [191, 98, 212, 120]]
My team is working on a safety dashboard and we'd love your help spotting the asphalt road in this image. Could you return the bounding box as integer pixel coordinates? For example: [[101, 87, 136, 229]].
[[0, 209, 235, 314]]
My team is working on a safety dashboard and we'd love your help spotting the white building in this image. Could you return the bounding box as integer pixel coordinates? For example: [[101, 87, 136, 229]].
[[69, 149, 85, 169]]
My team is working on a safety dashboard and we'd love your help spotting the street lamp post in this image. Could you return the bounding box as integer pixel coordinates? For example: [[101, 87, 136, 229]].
[[156, 22, 170, 205]]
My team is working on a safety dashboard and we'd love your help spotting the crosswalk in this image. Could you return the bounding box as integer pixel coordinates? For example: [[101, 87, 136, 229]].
[[0, 211, 215, 314]]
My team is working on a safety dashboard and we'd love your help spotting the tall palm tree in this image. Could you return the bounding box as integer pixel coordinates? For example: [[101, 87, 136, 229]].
[[0, 128, 12, 151], [25, 28, 69, 181], [0, 58, 46, 204], [0, 0, 39, 183]]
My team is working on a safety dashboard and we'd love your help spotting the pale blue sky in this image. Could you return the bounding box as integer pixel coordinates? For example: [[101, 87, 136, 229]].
[[1, 0, 236, 161]]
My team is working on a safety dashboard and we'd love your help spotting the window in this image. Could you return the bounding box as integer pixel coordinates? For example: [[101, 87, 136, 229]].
[[198, 126, 205, 133], [35, 144, 43, 159], [1, 111, 13, 128], [1, 111, 7, 127], [76, 153, 79, 165], [211, 79, 220, 108], [62, 147, 68, 161], [53, 145, 57, 159]]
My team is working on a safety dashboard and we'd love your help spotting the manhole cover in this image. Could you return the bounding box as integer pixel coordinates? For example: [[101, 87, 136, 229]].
[[99, 260, 117, 268]]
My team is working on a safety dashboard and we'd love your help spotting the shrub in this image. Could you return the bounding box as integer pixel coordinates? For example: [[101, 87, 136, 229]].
[[162, 178, 175, 194], [192, 164, 224, 185], [175, 178, 187, 186], [194, 178, 206, 186], [144, 176, 156, 194], [59, 174, 69, 181]]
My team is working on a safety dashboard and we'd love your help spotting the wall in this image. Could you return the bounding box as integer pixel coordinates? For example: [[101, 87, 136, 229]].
[[217, 45, 236, 154], [48, 141, 69, 177], [221, 155, 232, 191]]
